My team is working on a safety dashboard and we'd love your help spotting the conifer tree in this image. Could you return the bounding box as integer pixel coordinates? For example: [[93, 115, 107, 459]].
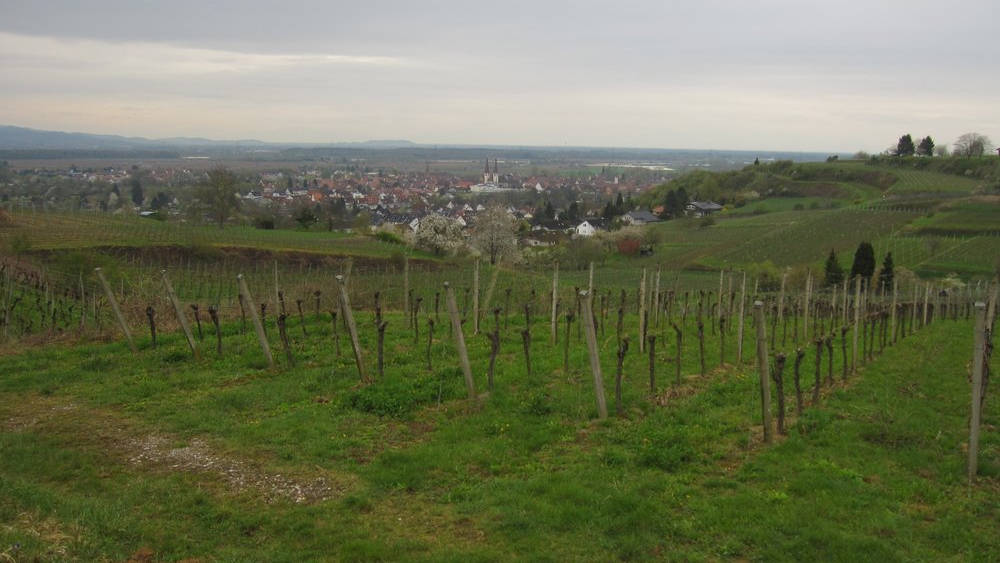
[[878, 252, 895, 293], [849, 242, 876, 284], [824, 249, 844, 287]]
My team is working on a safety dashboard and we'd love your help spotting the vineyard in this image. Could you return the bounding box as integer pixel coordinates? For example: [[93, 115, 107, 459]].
[[0, 210, 412, 258], [0, 160, 998, 561], [0, 256, 996, 559]]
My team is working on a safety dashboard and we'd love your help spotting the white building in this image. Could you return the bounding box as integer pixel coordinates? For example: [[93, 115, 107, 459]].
[[575, 220, 597, 237]]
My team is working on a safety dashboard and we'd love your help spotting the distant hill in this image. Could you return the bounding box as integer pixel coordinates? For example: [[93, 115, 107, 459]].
[[0, 124, 841, 163], [0, 125, 420, 151]]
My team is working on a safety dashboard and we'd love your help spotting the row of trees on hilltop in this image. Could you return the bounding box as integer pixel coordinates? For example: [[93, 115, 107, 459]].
[[824, 242, 894, 292], [892, 132, 993, 157]]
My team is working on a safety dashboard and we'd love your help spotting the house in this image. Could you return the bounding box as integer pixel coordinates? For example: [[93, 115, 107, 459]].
[[623, 210, 661, 226], [575, 220, 597, 237], [686, 201, 723, 217]]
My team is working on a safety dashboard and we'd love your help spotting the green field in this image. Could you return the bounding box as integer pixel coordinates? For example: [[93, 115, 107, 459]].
[[0, 161, 998, 560], [0, 294, 996, 560]]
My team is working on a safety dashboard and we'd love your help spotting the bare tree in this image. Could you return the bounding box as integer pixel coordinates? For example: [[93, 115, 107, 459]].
[[472, 204, 518, 265], [195, 166, 241, 228], [953, 132, 993, 157]]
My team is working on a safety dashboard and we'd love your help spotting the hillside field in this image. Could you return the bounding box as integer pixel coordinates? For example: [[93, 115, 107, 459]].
[[0, 160, 998, 561]]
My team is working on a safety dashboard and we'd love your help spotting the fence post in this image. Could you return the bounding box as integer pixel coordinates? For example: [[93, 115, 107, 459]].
[[161, 270, 199, 359], [94, 267, 136, 353], [968, 302, 987, 483], [237, 274, 274, 369], [754, 301, 773, 444], [445, 282, 477, 401], [581, 290, 608, 419]]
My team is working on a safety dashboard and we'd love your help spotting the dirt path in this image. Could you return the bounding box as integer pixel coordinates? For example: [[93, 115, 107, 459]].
[[1, 394, 355, 504]]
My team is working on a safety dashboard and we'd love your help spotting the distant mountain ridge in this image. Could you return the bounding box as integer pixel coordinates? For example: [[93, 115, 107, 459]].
[[0, 125, 421, 151], [0, 125, 841, 162]]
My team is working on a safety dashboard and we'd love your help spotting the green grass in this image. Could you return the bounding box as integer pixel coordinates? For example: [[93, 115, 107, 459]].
[[0, 209, 414, 258], [910, 200, 1000, 236], [883, 167, 982, 196], [0, 295, 996, 560]]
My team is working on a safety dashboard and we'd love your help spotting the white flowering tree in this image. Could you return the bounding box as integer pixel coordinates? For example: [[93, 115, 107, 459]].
[[414, 213, 464, 256], [472, 204, 519, 265]]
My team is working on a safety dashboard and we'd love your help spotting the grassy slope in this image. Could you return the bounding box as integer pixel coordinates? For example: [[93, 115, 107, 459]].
[[0, 309, 996, 561], [0, 210, 412, 258]]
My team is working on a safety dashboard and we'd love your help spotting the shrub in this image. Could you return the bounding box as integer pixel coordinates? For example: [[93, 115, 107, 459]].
[[617, 237, 641, 255], [375, 230, 404, 245]]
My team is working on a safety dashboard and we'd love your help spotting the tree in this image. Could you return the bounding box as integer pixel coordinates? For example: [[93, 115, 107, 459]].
[[895, 134, 915, 157], [849, 242, 876, 284], [878, 252, 894, 293], [195, 167, 240, 228], [473, 204, 518, 265], [414, 214, 463, 256], [150, 191, 170, 210], [129, 176, 144, 207], [602, 201, 616, 220], [916, 136, 935, 157], [351, 211, 371, 233], [823, 249, 844, 287], [542, 201, 556, 221], [293, 204, 318, 230], [565, 201, 580, 223], [953, 132, 993, 157]]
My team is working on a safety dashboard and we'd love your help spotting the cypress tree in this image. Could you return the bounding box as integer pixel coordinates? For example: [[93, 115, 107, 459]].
[[878, 252, 894, 293], [824, 249, 844, 287], [849, 242, 876, 284]]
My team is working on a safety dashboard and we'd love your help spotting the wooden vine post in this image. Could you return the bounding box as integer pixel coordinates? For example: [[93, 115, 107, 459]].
[[94, 267, 136, 353], [890, 278, 898, 344], [237, 274, 274, 369], [852, 276, 861, 374], [403, 256, 409, 315], [968, 302, 987, 483], [754, 301, 773, 444], [803, 271, 812, 341], [480, 260, 501, 331], [581, 290, 608, 419], [337, 275, 368, 384], [587, 261, 594, 297], [473, 259, 480, 335], [551, 261, 559, 345], [736, 271, 747, 363], [445, 282, 477, 402], [777, 271, 787, 346], [638, 268, 647, 352], [161, 270, 199, 359]]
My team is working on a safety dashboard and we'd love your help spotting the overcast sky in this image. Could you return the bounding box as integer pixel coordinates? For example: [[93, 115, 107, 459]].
[[2, 0, 997, 152]]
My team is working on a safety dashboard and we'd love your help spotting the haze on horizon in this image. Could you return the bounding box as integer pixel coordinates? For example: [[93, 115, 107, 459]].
[[2, 0, 997, 154]]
